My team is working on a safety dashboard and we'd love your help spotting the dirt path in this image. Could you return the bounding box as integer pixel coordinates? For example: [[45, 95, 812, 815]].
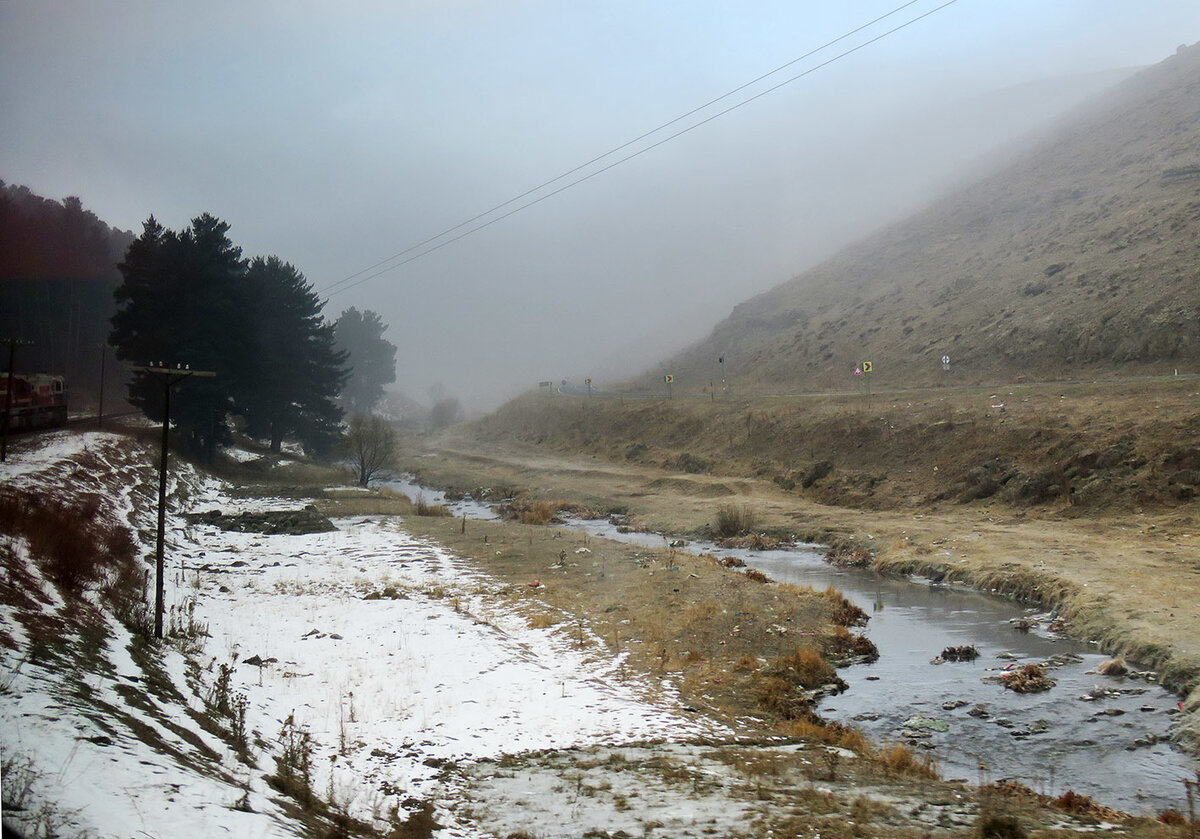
[[403, 437, 1200, 745]]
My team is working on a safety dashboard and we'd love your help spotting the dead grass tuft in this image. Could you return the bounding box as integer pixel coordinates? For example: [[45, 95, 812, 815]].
[[977, 813, 1027, 838], [414, 496, 451, 517], [824, 547, 874, 567], [777, 717, 871, 753], [940, 644, 980, 662], [497, 498, 565, 525], [878, 743, 939, 779], [775, 647, 836, 686], [1095, 657, 1127, 676], [826, 626, 880, 662], [753, 676, 813, 720], [733, 654, 761, 672], [714, 504, 756, 538], [527, 613, 560, 629], [1052, 790, 1127, 822], [823, 586, 870, 627], [1156, 809, 1187, 826]]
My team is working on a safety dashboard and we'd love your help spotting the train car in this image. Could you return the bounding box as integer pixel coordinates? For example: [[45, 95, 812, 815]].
[[0, 372, 68, 431]]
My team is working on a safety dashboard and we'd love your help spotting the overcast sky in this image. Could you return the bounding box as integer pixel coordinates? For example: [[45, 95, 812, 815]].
[[3, 1, 1199, 409]]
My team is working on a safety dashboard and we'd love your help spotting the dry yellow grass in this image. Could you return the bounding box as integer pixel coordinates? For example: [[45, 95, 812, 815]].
[[401, 379, 1200, 749], [527, 613, 560, 629]]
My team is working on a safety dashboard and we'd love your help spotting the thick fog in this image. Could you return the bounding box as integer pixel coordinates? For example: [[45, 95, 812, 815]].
[[3, 1, 1198, 410]]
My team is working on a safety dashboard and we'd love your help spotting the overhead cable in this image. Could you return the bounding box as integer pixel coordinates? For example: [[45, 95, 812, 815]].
[[322, 0, 958, 297]]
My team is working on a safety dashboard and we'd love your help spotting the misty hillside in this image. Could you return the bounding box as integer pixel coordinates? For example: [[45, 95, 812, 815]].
[[655, 42, 1200, 392]]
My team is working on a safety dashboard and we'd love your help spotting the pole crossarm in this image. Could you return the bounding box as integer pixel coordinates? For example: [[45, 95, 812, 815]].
[[129, 364, 216, 382]]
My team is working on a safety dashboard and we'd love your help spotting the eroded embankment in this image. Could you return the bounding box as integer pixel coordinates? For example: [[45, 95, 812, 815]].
[[466, 379, 1200, 512]]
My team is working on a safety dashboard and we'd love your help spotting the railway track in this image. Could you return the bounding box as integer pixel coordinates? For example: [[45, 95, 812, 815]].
[[3, 409, 142, 440]]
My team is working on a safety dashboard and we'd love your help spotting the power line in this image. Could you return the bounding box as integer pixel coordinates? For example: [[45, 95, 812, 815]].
[[322, 0, 959, 298], [320, 0, 926, 296]]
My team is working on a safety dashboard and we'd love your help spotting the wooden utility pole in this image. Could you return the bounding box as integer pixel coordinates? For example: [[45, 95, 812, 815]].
[[131, 364, 216, 639], [1, 338, 33, 462], [97, 343, 111, 428]]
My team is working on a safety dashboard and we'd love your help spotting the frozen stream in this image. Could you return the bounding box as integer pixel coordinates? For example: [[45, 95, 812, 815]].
[[386, 477, 1198, 815]]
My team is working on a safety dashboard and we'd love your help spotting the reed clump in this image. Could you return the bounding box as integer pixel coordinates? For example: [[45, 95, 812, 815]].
[[714, 504, 756, 538], [414, 495, 450, 517], [877, 743, 939, 779]]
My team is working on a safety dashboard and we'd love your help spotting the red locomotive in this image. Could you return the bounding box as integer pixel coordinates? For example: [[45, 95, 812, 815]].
[[0, 373, 68, 431]]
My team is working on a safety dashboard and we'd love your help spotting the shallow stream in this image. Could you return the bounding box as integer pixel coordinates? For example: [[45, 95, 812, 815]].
[[386, 477, 1198, 815]]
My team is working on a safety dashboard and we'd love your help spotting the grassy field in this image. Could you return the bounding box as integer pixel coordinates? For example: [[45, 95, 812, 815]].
[[311, 488, 1192, 836], [401, 376, 1200, 755]]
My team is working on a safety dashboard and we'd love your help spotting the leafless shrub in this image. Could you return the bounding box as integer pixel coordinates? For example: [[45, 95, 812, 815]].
[[1, 752, 37, 810], [339, 413, 398, 487]]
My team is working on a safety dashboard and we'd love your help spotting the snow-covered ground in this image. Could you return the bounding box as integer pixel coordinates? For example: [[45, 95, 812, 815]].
[[0, 432, 727, 838]]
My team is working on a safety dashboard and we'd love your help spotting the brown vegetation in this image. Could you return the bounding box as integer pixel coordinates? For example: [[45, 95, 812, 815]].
[[0, 487, 142, 621], [413, 496, 450, 517], [714, 503, 756, 538], [357, 503, 866, 730], [877, 743, 939, 780], [496, 497, 566, 525], [1053, 790, 1127, 823], [940, 645, 980, 662], [1003, 664, 1056, 694]]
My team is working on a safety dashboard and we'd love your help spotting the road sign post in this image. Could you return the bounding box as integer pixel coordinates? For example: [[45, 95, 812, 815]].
[[664, 373, 673, 399], [861, 361, 874, 407]]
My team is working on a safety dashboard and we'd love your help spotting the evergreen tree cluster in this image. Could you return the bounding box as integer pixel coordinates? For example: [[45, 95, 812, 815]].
[[0, 182, 134, 282], [110, 214, 350, 459], [0, 182, 135, 393]]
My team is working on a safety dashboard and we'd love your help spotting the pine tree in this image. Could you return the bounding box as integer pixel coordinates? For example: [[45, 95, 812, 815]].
[[241, 256, 348, 455], [333, 308, 397, 414], [111, 214, 252, 461], [112, 215, 354, 461]]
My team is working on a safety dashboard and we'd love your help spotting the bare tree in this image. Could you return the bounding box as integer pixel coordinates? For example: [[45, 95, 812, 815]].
[[340, 414, 397, 487]]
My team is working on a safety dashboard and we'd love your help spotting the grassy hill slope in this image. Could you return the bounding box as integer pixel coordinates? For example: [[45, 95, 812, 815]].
[[648, 42, 1200, 394]]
